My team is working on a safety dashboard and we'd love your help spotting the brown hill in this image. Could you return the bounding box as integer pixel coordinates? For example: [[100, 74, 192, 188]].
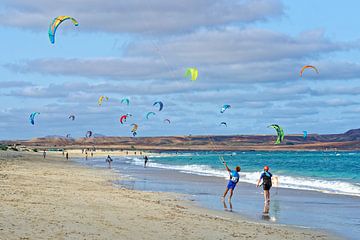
[[4, 129, 360, 151]]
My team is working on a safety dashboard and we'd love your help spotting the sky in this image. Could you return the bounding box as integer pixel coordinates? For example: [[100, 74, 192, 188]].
[[1, 0, 360, 139]]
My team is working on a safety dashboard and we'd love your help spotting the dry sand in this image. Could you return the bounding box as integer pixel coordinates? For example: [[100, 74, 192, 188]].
[[0, 151, 336, 240]]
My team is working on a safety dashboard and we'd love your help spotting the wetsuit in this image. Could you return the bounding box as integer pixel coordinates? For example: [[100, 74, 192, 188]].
[[227, 170, 240, 190], [260, 171, 272, 190]]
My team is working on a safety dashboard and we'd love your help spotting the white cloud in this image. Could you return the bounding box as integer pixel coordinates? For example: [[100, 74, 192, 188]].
[[0, 0, 283, 34]]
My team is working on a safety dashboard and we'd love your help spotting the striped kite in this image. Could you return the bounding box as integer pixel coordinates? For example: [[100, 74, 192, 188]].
[[48, 16, 79, 44]]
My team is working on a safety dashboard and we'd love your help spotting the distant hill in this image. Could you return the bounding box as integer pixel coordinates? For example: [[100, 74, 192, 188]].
[[3, 129, 360, 151]]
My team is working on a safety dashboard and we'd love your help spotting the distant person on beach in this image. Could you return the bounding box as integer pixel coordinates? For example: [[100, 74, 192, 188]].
[[222, 161, 241, 203], [106, 155, 113, 169], [91, 152, 93, 157], [85, 151, 88, 160], [43, 150, 46, 159], [256, 166, 273, 214], [66, 152, 69, 160], [144, 156, 149, 168]]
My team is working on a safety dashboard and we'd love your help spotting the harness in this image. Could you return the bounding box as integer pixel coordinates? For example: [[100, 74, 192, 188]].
[[230, 171, 239, 183], [262, 171, 272, 185]]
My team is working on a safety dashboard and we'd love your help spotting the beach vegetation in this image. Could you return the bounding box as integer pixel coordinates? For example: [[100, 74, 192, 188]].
[[0, 145, 8, 151]]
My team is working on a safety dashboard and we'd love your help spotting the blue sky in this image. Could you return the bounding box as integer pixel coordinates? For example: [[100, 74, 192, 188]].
[[1, 0, 360, 139]]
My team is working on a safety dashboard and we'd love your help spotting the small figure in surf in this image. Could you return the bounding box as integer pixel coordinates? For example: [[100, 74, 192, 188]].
[[222, 161, 241, 203], [256, 166, 273, 214], [43, 150, 46, 159], [106, 155, 113, 169], [66, 152, 69, 160], [144, 156, 149, 168]]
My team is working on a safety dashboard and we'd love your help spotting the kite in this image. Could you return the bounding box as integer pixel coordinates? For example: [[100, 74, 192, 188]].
[[153, 101, 164, 111], [48, 16, 79, 44], [268, 124, 284, 144], [86, 130, 92, 138], [131, 123, 138, 137], [98, 96, 109, 106], [164, 119, 171, 124], [131, 123, 138, 132], [29, 112, 40, 125], [303, 131, 308, 140], [220, 104, 231, 113], [146, 112, 156, 119], [185, 67, 198, 81], [121, 98, 130, 106], [220, 122, 227, 127], [300, 65, 319, 77], [120, 115, 127, 124], [68, 115, 75, 121]]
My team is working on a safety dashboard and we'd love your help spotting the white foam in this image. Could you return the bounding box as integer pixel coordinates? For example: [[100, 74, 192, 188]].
[[128, 156, 360, 197]]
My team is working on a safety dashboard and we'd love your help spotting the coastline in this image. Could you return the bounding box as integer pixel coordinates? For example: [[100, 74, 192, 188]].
[[0, 151, 335, 239]]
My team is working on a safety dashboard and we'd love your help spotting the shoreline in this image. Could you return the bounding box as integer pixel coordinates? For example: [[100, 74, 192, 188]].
[[0, 151, 336, 239], [75, 153, 359, 239]]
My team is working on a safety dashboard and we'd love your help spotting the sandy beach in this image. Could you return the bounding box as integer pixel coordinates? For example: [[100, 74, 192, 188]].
[[0, 151, 335, 240]]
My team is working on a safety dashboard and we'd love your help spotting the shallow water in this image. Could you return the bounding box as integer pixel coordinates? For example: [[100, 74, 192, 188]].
[[76, 152, 360, 240]]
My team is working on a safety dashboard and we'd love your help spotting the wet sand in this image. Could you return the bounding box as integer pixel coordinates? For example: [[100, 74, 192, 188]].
[[0, 151, 336, 239]]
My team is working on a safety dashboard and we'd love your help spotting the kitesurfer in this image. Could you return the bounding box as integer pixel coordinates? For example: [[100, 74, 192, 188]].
[[106, 155, 113, 169], [256, 166, 273, 214], [144, 156, 149, 168], [222, 161, 241, 203]]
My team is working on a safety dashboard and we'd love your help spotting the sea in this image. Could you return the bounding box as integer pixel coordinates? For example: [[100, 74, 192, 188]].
[[76, 151, 360, 239]]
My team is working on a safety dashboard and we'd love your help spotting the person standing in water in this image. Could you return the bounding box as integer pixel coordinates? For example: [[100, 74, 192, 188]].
[[222, 161, 241, 203], [144, 156, 149, 168], [106, 155, 113, 169], [256, 166, 273, 214], [43, 150, 46, 159], [65, 152, 69, 160]]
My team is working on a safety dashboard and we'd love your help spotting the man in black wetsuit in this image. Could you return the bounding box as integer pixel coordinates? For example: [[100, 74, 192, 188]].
[[144, 156, 149, 168], [106, 155, 113, 169], [256, 166, 272, 214]]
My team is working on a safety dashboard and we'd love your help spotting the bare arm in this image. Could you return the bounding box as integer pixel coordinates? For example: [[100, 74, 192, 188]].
[[256, 173, 263, 187], [223, 161, 231, 172], [256, 179, 261, 187]]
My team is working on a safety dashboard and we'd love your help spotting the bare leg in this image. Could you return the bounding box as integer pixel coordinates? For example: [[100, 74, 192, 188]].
[[263, 190, 270, 213], [229, 201, 233, 212], [222, 188, 229, 199], [222, 200, 228, 210], [228, 189, 234, 203]]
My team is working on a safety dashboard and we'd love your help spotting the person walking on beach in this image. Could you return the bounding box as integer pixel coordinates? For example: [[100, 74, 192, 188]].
[[256, 166, 273, 214], [43, 150, 46, 159], [106, 155, 113, 169], [66, 152, 69, 160], [222, 161, 241, 203], [144, 156, 149, 168]]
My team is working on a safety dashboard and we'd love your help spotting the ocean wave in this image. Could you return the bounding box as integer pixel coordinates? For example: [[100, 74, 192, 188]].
[[128, 157, 360, 197]]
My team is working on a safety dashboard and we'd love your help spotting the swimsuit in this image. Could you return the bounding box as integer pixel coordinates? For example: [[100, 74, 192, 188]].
[[227, 170, 239, 190], [260, 171, 272, 190]]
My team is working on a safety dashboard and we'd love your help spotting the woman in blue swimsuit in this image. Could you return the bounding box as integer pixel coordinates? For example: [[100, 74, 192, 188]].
[[222, 161, 241, 203]]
